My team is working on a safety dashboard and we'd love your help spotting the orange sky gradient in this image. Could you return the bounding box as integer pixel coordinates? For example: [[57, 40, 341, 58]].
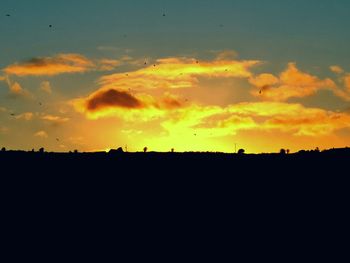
[[1, 1, 350, 153]]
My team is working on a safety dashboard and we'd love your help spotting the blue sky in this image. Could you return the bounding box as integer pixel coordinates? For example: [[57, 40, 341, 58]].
[[1, 0, 350, 65]]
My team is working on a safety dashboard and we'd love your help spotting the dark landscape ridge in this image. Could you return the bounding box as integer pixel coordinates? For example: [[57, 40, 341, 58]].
[[1, 146, 350, 156], [1, 146, 350, 175], [2, 146, 349, 253]]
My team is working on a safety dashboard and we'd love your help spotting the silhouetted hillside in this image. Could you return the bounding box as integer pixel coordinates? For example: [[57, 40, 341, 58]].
[[1, 147, 349, 257], [1, 147, 349, 176]]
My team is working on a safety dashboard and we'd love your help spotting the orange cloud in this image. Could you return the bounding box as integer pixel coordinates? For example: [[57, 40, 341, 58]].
[[215, 50, 238, 60], [74, 89, 350, 138], [231, 102, 350, 136], [72, 55, 259, 119], [99, 56, 260, 91], [157, 93, 184, 110], [34, 130, 48, 138], [98, 59, 121, 71], [15, 112, 34, 121], [72, 88, 185, 121], [344, 74, 350, 93], [40, 81, 52, 94], [330, 65, 344, 74], [323, 73, 350, 101], [8, 81, 32, 98], [40, 114, 70, 124], [249, 73, 279, 87], [164, 102, 350, 138], [86, 89, 144, 111], [4, 53, 95, 76], [250, 63, 337, 101]]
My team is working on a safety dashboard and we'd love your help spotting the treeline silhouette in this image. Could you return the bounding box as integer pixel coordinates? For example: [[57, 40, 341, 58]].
[[1, 146, 350, 176]]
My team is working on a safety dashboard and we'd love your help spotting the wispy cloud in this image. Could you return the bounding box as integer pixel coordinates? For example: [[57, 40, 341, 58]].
[[8, 81, 32, 98], [40, 81, 52, 94], [344, 74, 350, 93], [330, 65, 344, 74], [97, 59, 121, 71], [99, 56, 260, 92], [15, 112, 34, 121], [40, 114, 70, 124], [4, 53, 95, 77], [3, 53, 132, 77], [34, 130, 48, 138]]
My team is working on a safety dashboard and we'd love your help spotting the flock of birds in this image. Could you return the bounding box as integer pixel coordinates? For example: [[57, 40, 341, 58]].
[[5, 13, 53, 28], [2, 10, 263, 147]]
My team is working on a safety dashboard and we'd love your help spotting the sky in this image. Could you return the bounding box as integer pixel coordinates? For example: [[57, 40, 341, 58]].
[[1, 0, 350, 153]]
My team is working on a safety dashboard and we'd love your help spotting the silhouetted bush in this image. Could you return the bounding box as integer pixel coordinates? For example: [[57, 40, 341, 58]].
[[74, 149, 78, 154], [238, 149, 245, 155], [171, 148, 174, 153], [1, 147, 5, 152], [143, 147, 148, 153], [280, 149, 286, 155], [39, 147, 44, 153]]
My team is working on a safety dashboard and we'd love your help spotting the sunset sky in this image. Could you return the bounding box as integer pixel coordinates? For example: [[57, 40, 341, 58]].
[[1, 0, 350, 153]]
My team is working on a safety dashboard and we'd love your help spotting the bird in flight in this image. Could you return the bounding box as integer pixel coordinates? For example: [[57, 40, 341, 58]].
[[6, 14, 10, 17], [259, 85, 270, 95], [162, 13, 166, 17]]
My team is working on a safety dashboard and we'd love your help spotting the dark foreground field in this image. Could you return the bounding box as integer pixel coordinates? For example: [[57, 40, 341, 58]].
[[1, 148, 349, 259]]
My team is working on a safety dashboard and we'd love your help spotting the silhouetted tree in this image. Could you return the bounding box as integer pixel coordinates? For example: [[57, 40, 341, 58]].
[[1, 147, 5, 152], [171, 148, 174, 153], [280, 149, 286, 155], [143, 147, 148, 153], [286, 149, 290, 154], [39, 147, 44, 153], [74, 149, 78, 154], [238, 149, 245, 155], [315, 147, 320, 153]]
